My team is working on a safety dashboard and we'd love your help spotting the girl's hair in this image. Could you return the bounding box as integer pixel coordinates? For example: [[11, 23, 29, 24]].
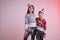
[[27, 5, 34, 14]]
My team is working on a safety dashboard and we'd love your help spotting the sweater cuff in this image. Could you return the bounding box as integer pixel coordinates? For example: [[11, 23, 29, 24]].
[[44, 31, 46, 35], [25, 24, 29, 31]]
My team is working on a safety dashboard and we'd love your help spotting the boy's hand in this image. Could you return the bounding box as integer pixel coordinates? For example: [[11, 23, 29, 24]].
[[43, 34, 46, 38], [39, 21, 43, 24]]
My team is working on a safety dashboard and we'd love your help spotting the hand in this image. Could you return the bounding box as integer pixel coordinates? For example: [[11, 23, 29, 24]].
[[43, 35, 46, 38], [24, 31, 28, 37], [39, 21, 42, 24]]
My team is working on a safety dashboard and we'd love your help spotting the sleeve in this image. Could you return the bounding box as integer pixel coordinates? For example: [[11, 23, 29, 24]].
[[44, 20, 46, 30], [36, 18, 39, 26], [36, 18, 37, 25], [43, 20, 47, 35], [25, 14, 29, 31], [42, 19, 46, 30]]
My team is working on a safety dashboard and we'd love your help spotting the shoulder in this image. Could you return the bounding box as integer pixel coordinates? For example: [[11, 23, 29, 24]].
[[36, 17, 39, 19], [25, 14, 30, 17], [36, 17, 40, 20], [43, 18, 46, 22], [43, 18, 46, 21]]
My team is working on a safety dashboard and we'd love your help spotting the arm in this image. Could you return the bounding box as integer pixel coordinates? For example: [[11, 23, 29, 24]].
[[40, 19, 46, 30], [43, 20, 46, 35], [25, 14, 29, 31]]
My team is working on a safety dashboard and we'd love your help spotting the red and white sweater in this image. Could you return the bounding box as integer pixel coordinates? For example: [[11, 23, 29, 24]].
[[36, 17, 46, 32]]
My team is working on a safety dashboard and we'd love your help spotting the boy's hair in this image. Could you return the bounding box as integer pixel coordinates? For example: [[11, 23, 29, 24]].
[[38, 11, 44, 14], [38, 8, 44, 14]]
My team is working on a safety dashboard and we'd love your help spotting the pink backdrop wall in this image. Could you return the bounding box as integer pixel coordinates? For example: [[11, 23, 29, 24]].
[[0, 0, 60, 40]]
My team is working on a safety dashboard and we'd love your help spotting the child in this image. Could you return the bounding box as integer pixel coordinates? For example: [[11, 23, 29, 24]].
[[24, 4, 36, 40], [36, 10, 46, 40]]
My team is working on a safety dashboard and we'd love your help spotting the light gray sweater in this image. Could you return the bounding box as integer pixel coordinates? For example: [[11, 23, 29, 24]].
[[25, 13, 36, 30]]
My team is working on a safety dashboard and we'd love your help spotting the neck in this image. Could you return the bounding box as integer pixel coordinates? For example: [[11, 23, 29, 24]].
[[30, 12, 32, 13], [39, 17, 43, 20], [30, 13, 33, 14]]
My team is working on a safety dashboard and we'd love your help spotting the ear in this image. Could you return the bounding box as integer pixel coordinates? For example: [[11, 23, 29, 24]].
[[27, 4, 30, 7]]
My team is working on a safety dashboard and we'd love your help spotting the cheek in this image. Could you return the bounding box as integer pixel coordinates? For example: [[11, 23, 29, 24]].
[[40, 14, 43, 17], [31, 9, 34, 11], [41, 14, 44, 16], [29, 8, 33, 11], [40, 14, 42, 16], [41, 15, 43, 16], [42, 15, 44, 17]]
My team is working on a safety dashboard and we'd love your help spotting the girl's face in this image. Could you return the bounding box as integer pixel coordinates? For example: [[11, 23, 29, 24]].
[[29, 6, 34, 13], [39, 13, 44, 18]]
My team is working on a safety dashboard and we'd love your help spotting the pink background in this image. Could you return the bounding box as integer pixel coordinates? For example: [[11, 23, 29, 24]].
[[0, 0, 60, 40]]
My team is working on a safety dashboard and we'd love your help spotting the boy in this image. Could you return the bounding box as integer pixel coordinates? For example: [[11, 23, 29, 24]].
[[36, 11, 46, 40]]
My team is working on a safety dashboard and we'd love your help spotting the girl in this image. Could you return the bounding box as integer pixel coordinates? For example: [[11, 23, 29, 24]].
[[36, 10, 46, 40], [24, 4, 36, 40]]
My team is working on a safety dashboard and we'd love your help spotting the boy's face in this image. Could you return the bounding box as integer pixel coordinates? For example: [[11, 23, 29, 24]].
[[39, 13, 44, 18]]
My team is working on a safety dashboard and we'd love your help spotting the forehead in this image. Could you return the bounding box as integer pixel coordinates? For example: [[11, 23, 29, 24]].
[[29, 5, 34, 8], [29, 6, 33, 8], [39, 12, 44, 15]]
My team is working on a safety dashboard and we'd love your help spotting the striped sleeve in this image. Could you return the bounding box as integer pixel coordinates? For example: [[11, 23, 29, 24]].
[[25, 14, 29, 30]]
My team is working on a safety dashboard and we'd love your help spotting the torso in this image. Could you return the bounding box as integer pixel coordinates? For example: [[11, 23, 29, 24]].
[[27, 13, 36, 27]]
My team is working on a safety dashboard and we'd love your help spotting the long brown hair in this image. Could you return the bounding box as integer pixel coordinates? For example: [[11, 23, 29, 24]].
[[27, 5, 34, 14]]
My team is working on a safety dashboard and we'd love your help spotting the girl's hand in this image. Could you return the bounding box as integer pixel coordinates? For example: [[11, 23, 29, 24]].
[[24, 31, 28, 37]]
